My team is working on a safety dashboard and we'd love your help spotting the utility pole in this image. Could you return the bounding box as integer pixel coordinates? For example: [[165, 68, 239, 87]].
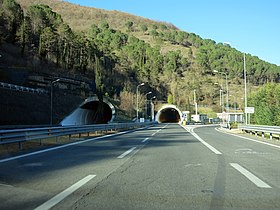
[[244, 53, 248, 124]]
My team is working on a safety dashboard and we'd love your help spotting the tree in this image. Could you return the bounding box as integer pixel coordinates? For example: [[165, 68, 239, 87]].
[[1, 0, 23, 43], [93, 54, 105, 123], [125, 20, 133, 32], [140, 23, 148, 32]]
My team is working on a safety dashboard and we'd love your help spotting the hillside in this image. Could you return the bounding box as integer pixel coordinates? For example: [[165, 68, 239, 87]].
[[16, 0, 178, 32], [1, 0, 280, 121]]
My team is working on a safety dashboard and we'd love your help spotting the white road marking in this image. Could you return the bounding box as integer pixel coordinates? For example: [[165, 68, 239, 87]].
[[192, 132, 222, 155], [0, 183, 13, 187], [184, 163, 202, 168], [34, 175, 96, 210], [117, 147, 137, 159], [234, 148, 269, 155], [0, 129, 137, 164], [181, 125, 222, 155], [230, 163, 271, 188], [142, 138, 149, 143], [215, 127, 280, 150], [151, 133, 156, 136]]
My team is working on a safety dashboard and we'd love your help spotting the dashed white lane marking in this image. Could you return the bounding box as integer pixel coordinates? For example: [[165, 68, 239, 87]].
[[230, 163, 271, 188], [142, 138, 149, 143], [181, 125, 222, 155], [0, 130, 135, 164], [117, 147, 137, 159], [35, 175, 96, 210]]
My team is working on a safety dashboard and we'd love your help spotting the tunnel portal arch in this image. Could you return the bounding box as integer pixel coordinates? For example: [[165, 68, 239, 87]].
[[155, 104, 183, 123], [61, 96, 115, 126]]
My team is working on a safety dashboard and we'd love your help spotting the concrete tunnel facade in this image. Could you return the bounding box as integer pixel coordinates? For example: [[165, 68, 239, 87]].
[[61, 96, 115, 126], [155, 104, 183, 123]]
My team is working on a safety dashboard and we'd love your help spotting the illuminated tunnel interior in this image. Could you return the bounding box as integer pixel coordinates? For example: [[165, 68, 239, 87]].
[[156, 105, 182, 123], [61, 97, 115, 126]]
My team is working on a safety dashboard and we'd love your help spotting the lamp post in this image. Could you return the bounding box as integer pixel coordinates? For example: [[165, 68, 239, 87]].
[[136, 82, 145, 122], [193, 89, 198, 115], [214, 82, 224, 113], [213, 70, 229, 114], [50, 79, 61, 125], [244, 53, 248, 124], [150, 96, 156, 121], [145, 91, 152, 119]]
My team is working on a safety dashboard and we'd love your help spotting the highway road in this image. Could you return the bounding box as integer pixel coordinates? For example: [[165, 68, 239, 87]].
[[1, 124, 280, 209]]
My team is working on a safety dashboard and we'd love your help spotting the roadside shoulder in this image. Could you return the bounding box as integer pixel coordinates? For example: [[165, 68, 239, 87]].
[[216, 127, 280, 147]]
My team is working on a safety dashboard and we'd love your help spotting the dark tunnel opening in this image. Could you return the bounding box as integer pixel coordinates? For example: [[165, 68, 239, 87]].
[[81, 101, 112, 124], [158, 108, 181, 123]]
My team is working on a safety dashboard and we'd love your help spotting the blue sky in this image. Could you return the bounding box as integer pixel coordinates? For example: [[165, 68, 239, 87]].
[[66, 0, 280, 66]]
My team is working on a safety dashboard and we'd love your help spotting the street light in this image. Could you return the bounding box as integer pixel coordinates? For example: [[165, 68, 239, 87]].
[[214, 82, 224, 112], [145, 91, 152, 119], [150, 96, 156, 121], [136, 82, 145, 122], [193, 89, 198, 115], [243, 53, 248, 124], [213, 70, 229, 114], [50, 78, 61, 125]]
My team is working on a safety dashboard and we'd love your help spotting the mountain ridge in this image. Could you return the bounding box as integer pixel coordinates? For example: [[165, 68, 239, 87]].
[[1, 0, 279, 118]]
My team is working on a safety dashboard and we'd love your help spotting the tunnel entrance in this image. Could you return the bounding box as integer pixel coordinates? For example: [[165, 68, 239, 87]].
[[155, 105, 182, 123], [158, 108, 181, 123], [80, 101, 113, 124], [60, 97, 115, 126]]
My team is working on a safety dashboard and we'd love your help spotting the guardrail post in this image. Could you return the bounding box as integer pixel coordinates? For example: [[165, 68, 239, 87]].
[[262, 132, 264, 138], [19, 141, 23, 150], [270, 133, 273, 140]]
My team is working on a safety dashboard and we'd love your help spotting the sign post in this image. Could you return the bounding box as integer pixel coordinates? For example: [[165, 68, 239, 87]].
[[245, 107, 254, 124]]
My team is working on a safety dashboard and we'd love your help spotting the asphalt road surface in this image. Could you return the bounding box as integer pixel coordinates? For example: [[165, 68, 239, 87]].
[[1, 124, 280, 210]]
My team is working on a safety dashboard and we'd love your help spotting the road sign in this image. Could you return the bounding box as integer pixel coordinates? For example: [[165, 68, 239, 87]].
[[245, 107, 255, 114]]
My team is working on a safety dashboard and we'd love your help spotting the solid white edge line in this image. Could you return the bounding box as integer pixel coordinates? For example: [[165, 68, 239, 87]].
[[0, 126, 151, 164], [34, 175, 96, 210], [142, 138, 149, 143], [117, 147, 137, 159], [215, 127, 280, 150], [230, 163, 271, 188], [181, 125, 222, 155]]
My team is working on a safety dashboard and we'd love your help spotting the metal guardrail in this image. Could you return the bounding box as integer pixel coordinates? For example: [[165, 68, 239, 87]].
[[238, 124, 280, 139], [0, 122, 156, 149], [0, 82, 48, 94]]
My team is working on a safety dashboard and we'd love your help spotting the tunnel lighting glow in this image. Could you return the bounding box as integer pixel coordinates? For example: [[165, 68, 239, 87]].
[[155, 105, 183, 123]]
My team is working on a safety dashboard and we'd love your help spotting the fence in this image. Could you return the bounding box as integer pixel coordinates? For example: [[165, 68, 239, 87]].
[[0, 122, 156, 149], [238, 124, 280, 140], [0, 82, 48, 94]]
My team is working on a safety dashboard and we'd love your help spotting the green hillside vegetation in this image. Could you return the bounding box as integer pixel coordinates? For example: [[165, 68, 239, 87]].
[[1, 0, 280, 122], [248, 83, 280, 125]]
